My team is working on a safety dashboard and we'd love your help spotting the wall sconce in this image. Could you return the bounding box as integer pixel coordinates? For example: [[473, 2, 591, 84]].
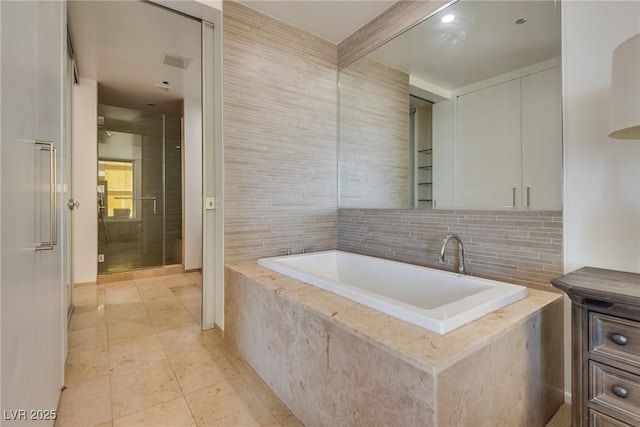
[[609, 33, 640, 140]]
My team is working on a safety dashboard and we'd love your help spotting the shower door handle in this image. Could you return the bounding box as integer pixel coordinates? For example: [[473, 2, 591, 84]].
[[114, 196, 157, 214]]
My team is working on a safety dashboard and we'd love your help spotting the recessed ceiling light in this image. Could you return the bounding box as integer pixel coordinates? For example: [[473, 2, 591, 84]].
[[441, 14, 455, 24], [515, 18, 527, 25]]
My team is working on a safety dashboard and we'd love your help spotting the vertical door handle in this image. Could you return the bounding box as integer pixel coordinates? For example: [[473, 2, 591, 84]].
[[512, 187, 517, 207], [526, 187, 531, 207], [52, 147, 57, 245], [35, 140, 56, 251]]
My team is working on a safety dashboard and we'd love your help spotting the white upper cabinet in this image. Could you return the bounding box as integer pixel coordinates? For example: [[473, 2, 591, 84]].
[[456, 78, 523, 207], [449, 66, 562, 209], [521, 67, 563, 208]]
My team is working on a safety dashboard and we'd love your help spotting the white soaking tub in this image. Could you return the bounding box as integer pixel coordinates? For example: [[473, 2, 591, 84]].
[[258, 250, 527, 334]]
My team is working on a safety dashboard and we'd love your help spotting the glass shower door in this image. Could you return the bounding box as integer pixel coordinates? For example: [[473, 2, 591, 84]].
[[97, 107, 166, 273]]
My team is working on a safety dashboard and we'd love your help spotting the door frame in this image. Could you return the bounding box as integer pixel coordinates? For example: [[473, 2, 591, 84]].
[[151, 1, 224, 330]]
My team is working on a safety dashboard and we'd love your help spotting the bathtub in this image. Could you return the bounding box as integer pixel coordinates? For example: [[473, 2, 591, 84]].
[[258, 250, 527, 334]]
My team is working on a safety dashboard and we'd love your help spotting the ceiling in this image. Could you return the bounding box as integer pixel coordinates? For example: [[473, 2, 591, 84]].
[[368, 0, 561, 92], [67, 0, 399, 116], [237, 0, 397, 44], [68, 1, 201, 116]]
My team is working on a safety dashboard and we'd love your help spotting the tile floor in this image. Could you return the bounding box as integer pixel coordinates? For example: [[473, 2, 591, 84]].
[[56, 272, 302, 427]]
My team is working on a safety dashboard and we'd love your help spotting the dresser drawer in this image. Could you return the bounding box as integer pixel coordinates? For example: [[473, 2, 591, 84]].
[[590, 361, 640, 422], [589, 409, 632, 427], [590, 312, 640, 368]]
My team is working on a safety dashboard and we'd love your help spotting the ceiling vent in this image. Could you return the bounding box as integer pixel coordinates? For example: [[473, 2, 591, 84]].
[[162, 53, 192, 70], [154, 83, 171, 92]]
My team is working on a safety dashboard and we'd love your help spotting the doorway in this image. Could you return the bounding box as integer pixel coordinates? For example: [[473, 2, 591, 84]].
[[68, 0, 223, 330], [68, 0, 202, 276]]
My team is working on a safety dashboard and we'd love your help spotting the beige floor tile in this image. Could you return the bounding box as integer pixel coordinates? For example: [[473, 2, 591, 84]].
[[227, 355, 296, 424], [107, 316, 156, 347], [158, 325, 218, 358], [65, 347, 110, 385], [149, 308, 198, 333], [106, 285, 142, 305], [170, 283, 201, 299], [182, 300, 202, 324], [68, 325, 108, 352], [185, 378, 280, 427], [55, 375, 111, 427], [69, 308, 107, 331], [112, 397, 196, 427], [95, 422, 113, 427], [184, 272, 202, 286], [109, 335, 167, 374], [75, 286, 106, 307], [163, 274, 195, 288], [279, 414, 304, 427], [144, 299, 186, 314], [136, 281, 177, 302], [168, 346, 240, 394], [106, 302, 149, 325], [110, 359, 182, 420]]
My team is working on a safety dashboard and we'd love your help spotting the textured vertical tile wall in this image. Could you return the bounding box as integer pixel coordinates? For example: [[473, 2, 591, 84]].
[[339, 57, 410, 208], [337, 0, 451, 69], [338, 209, 563, 289], [223, 2, 338, 261]]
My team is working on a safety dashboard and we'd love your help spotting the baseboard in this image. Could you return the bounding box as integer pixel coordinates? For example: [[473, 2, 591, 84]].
[[564, 391, 572, 405], [97, 264, 185, 284], [74, 281, 97, 288]]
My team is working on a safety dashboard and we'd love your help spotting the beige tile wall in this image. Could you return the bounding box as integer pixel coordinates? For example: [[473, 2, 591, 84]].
[[223, 1, 338, 261], [337, 0, 451, 69], [339, 56, 410, 208], [338, 208, 563, 289]]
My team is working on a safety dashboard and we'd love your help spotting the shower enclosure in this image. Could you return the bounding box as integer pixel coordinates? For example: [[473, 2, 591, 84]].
[[97, 104, 182, 273]]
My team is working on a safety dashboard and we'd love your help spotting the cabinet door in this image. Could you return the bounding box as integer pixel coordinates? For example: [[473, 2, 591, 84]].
[[432, 99, 455, 208], [522, 67, 562, 208], [457, 79, 522, 207]]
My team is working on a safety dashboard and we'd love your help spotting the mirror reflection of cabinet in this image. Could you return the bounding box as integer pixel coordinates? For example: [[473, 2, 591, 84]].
[[435, 66, 562, 208]]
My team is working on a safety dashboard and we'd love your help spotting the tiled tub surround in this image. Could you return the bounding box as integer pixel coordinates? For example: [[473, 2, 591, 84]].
[[339, 208, 563, 290], [225, 262, 564, 426], [223, 1, 338, 262]]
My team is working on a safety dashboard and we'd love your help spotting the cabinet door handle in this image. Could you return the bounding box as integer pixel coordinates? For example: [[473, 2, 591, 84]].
[[612, 385, 629, 399], [526, 187, 531, 207], [35, 140, 56, 251], [512, 187, 517, 207], [611, 333, 629, 346]]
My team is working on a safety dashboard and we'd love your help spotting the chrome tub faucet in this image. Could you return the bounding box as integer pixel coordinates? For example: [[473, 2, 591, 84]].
[[439, 233, 466, 274]]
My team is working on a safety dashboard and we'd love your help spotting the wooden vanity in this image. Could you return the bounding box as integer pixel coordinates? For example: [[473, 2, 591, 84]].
[[552, 268, 640, 427]]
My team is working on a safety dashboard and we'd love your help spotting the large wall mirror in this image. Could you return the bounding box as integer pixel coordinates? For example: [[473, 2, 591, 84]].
[[338, 0, 562, 209]]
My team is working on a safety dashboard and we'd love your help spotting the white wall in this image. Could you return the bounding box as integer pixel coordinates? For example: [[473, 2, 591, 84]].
[[72, 79, 98, 284], [562, 0, 640, 400], [183, 98, 203, 270]]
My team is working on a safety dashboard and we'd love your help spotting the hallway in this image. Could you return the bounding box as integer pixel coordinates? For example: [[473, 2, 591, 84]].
[[56, 273, 301, 426]]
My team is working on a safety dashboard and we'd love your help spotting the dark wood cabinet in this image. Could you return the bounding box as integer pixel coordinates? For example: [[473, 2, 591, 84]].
[[552, 267, 640, 427]]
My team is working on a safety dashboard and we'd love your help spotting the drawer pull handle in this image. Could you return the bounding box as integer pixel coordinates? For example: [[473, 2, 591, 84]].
[[611, 333, 629, 346], [612, 385, 629, 399]]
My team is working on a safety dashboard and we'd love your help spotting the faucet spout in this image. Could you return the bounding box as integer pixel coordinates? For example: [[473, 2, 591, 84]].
[[439, 233, 466, 274]]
